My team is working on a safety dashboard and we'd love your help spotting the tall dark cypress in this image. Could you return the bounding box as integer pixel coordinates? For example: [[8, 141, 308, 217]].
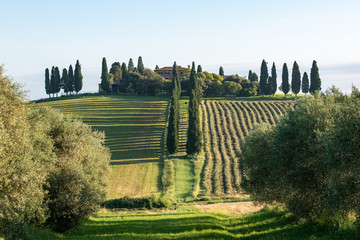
[[302, 72, 309, 95], [219, 66, 224, 76], [137, 56, 145, 75], [197, 65, 202, 73], [45, 68, 50, 98], [248, 70, 253, 80], [155, 65, 159, 70], [74, 60, 83, 94], [61, 68, 70, 95], [309, 60, 321, 94], [270, 62, 277, 95], [281, 63, 290, 97], [166, 62, 180, 154], [260, 60, 268, 95], [166, 94, 178, 154], [54, 67, 61, 97], [68, 65, 74, 94], [291, 61, 301, 96], [128, 58, 134, 71], [186, 62, 203, 155], [50, 66, 55, 97], [100, 57, 110, 94]]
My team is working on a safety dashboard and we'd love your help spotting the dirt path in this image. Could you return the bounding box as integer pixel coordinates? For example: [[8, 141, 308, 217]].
[[194, 202, 263, 215]]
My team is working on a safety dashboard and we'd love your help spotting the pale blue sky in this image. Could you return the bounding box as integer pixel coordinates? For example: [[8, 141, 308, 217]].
[[1, 0, 359, 99]]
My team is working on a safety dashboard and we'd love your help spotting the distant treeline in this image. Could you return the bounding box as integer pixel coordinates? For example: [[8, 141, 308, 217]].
[[44, 57, 321, 98]]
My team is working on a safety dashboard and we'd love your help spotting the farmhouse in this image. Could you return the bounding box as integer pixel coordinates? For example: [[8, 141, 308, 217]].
[[154, 65, 189, 79]]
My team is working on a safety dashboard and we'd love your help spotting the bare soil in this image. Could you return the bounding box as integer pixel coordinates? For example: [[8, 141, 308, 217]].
[[194, 202, 264, 215]]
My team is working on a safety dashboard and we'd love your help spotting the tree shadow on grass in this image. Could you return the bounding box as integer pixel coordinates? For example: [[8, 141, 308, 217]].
[[68, 209, 356, 239]]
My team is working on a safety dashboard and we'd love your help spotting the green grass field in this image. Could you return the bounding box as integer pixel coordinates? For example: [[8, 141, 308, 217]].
[[36, 95, 169, 199], [29, 207, 356, 240]]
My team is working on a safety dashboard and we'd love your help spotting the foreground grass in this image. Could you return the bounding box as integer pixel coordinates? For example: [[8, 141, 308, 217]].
[[28, 207, 357, 240], [35, 95, 169, 198]]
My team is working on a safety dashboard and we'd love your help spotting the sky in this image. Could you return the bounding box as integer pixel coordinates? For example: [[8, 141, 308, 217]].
[[1, 0, 360, 100]]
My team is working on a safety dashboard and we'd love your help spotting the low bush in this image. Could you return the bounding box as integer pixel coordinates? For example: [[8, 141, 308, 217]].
[[102, 195, 172, 209]]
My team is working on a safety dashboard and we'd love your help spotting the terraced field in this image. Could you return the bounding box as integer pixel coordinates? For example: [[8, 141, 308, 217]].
[[200, 100, 294, 196], [36, 95, 168, 199]]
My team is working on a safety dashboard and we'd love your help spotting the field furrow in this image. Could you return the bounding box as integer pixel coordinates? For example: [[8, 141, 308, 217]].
[[219, 102, 242, 191], [200, 100, 293, 196], [206, 101, 223, 195], [212, 101, 233, 194], [200, 101, 213, 195]]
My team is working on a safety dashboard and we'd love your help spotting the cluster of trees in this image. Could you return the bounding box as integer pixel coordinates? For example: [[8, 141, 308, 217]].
[[241, 88, 360, 224], [166, 62, 203, 155], [99, 58, 259, 97], [189, 66, 258, 97], [259, 60, 321, 97], [166, 62, 181, 154], [1, 66, 109, 239], [45, 60, 83, 97], [100, 56, 165, 95]]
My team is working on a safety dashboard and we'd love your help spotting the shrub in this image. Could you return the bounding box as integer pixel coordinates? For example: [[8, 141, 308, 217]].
[[0, 66, 48, 239], [28, 107, 110, 233], [102, 195, 171, 209]]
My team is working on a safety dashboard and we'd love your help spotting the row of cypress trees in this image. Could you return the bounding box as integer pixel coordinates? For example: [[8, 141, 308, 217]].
[[166, 61, 203, 155], [259, 60, 321, 97], [45, 60, 83, 97]]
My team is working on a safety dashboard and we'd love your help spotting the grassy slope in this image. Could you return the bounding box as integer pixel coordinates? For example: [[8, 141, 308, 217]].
[[169, 99, 195, 201], [36, 95, 168, 198], [29, 208, 355, 240]]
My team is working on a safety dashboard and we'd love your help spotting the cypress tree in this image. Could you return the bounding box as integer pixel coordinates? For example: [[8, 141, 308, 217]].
[[302, 72, 309, 95], [121, 62, 128, 78], [309, 60, 321, 94], [174, 62, 181, 127], [137, 56, 145, 75], [68, 65, 74, 94], [45, 68, 50, 98], [260, 59, 268, 95], [197, 65, 202, 73], [186, 62, 203, 155], [166, 92, 178, 154], [281, 63, 290, 97], [74, 60, 83, 94], [155, 65, 159, 70], [166, 62, 180, 154], [100, 57, 110, 94], [61, 68, 70, 95], [128, 58, 134, 71], [50, 66, 55, 97], [291, 61, 301, 97], [219, 66, 224, 76], [248, 70, 253, 80], [54, 67, 61, 97], [270, 62, 277, 95]]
